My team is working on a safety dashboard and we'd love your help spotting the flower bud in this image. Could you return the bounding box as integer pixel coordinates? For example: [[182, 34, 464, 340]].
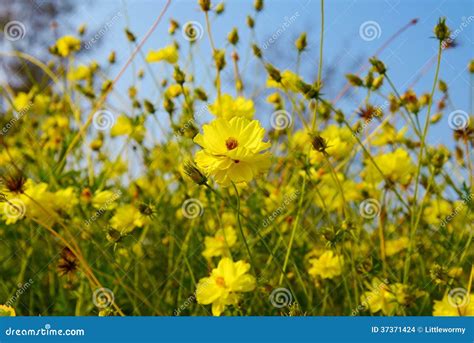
[[108, 51, 116, 64], [346, 74, 363, 87], [184, 161, 208, 185], [265, 64, 281, 83], [213, 50, 226, 71], [199, 0, 211, 11], [228, 28, 239, 45], [215, 2, 225, 14], [247, 16, 255, 29], [252, 44, 262, 59], [169, 19, 179, 35], [254, 0, 263, 11], [144, 99, 156, 114], [173, 66, 186, 85], [295, 32, 307, 52], [125, 28, 136, 42], [438, 79, 447, 93], [369, 57, 386, 74]]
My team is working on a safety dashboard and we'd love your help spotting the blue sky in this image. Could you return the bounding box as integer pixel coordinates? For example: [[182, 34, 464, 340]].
[[66, 0, 473, 147]]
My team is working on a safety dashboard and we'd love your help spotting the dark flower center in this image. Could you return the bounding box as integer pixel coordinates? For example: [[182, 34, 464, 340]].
[[225, 137, 238, 150]]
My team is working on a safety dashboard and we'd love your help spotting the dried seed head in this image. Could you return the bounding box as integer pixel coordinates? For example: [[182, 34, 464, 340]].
[[310, 134, 329, 154], [3, 174, 27, 194]]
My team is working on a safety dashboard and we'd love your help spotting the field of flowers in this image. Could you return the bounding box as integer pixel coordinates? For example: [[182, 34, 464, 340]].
[[0, 0, 473, 317]]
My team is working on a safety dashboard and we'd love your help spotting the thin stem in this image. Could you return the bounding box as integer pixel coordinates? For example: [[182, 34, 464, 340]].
[[404, 42, 443, 283], [279, 174, 306, 284], [204, 11, 222, 100], [232, 182, 257, 274]]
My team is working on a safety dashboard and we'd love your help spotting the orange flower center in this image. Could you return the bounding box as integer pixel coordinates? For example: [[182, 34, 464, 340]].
[[225, 137, 238, 150], [216, 276, 226, 287]]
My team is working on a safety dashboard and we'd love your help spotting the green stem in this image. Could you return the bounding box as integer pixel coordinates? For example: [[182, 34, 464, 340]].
[[279, 174, 306, 284], [404, 42, 443, 283], [232, 182, 257, 274]]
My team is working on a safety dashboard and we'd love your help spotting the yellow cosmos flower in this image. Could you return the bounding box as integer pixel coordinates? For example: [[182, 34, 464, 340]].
[[0, 179, 77, 226], [310, 171, 361, 213], [146, 44, 179, 64], [92, 190, 120, 210], [385, 236, 409, 256], [196, 258, 256, 316], [202, 226, 237, 259], [0, 305, 16, 316], [194, 117, 271, 186], [110, 204, 149, 234], [55, 35, 81, 57], [111, 115, 145, 143], [309, 125, 355, 164], [266, 70, 302, 92], [208, 94, 255, 120], [433, 293, 474, 316], [68, 64, 91, 81], [363, 148, 416, 186], [423, 199, 453, 226], [361, 278, 397, 315], [308, 250, 344, 279], [372, 124, 408, 146], [41, 115, 70, 150], [165, 84, 184, 98]]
